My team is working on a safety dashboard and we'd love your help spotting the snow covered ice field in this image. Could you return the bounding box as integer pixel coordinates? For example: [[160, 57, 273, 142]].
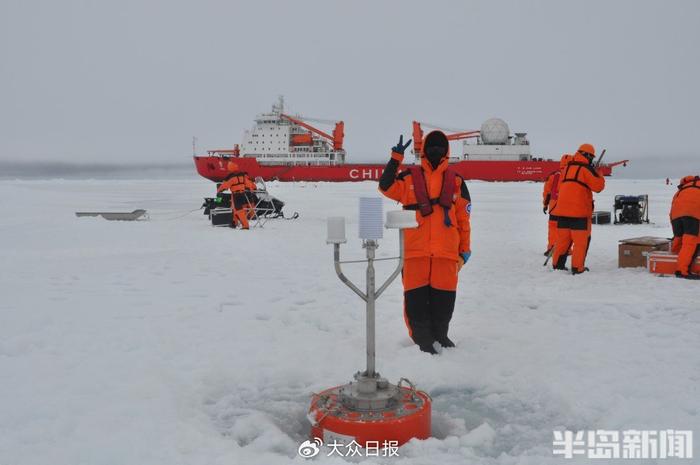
[[0, 178, 698, 465]]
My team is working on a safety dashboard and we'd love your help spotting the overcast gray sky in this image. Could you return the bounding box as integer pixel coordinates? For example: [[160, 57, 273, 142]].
[[1, 0, 698, 176]]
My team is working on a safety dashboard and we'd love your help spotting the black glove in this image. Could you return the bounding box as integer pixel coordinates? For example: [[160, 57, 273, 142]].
[[392, 135, 412, 155], [543, 206, 548, 214]]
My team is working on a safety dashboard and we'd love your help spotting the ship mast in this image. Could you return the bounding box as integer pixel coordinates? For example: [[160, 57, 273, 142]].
[[273, 95, 285, 115]]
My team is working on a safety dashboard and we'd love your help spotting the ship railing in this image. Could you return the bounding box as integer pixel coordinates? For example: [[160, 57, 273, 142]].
[[207, 149, 239, 157], [259, 158, 338, 164], [257, 159, 339, 167]]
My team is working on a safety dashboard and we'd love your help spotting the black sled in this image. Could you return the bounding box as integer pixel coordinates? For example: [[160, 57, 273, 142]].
[[201, 177, 298, 220]]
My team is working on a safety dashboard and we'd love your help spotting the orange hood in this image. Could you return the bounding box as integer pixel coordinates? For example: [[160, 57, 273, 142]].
[[560, 154, 573, 169], [577, 143, 596, 157], [679, 175, 699, 186], [420, 130, 450, 172], [571, 153, 590, 164]]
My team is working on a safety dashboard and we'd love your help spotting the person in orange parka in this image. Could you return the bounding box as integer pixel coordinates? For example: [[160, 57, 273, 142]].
[[378, 131, 471, 354], [217, 162, 252, 229], [542, 154, 572, 255], [670, 175, 700, 279], [550, 144, 605, 274]]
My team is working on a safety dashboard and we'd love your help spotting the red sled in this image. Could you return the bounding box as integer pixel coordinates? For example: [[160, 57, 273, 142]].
[[647, 251, 700, 275]]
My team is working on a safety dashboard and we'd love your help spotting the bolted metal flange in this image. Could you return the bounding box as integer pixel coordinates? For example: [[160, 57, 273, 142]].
[[338, 371, 401, 411]]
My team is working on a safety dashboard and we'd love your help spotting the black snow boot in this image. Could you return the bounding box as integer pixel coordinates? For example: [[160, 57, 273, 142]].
[[572, 267, 590, 275], [553, 254, 568, 270], [419, 343, 439, 354], [437, 337, 455, 348], [675, 271, 700, 280]]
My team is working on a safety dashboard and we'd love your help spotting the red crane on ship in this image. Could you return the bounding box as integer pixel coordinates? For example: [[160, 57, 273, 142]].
[[412, 121, 480, 155], [280, 113, 345, 151], [205, 112, 344, 159]]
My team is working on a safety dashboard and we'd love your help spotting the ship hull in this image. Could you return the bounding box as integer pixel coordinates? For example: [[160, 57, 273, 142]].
[[193, 156, 615, 183]]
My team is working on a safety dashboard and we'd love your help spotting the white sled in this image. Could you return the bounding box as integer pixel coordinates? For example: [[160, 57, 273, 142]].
[[75, 209, 148, 221]]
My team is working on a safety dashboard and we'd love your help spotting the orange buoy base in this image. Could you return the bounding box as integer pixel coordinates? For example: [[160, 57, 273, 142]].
[[309, 384, 431, 447]]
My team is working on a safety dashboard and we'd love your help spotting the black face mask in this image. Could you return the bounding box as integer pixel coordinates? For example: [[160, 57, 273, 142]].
[[425, 146, 447, 168]]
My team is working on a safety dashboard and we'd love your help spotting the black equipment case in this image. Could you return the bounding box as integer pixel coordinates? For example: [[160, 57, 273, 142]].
[[210, 208, 233, 227]]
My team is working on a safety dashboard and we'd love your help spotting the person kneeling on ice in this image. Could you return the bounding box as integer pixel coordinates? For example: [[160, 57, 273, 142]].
[[217, 162, 253, 230], [551, 144, 605, 274], [378, 131, 471, 354], [670, 175, 700, 280]]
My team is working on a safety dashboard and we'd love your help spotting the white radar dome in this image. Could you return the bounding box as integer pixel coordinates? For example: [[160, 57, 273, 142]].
[[480, 118, 510, 145]]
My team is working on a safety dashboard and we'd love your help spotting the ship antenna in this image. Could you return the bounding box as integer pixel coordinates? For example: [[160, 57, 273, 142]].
[[192, 136, 197, 156]]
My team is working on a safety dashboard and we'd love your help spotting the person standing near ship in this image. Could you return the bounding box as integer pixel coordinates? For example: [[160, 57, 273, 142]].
[[550, 144, 605, 274], [378, 131, 472, 354]]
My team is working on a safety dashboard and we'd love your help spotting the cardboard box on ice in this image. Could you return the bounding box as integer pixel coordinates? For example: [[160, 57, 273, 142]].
[[618, 237, 671, 268], [647, 251, 700, 275]]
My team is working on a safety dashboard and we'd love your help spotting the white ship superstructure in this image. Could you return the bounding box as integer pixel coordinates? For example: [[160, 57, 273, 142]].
[[462, 118, 532, 161], [239, 97, 346, 166]]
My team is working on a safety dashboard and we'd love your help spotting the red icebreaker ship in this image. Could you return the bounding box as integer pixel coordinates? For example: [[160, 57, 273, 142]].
[[193, 98, 627, 183]]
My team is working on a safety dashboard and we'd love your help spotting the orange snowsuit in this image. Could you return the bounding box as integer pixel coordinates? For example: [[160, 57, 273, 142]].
[[543, 171, 559, 212], [551, 153, 605, 272], [217, 171, 252, 229], [379, 150, 471, 272], [379, 130, 471, 353], [670, 175, 700, 276], [543, 170, 561, 251], [543, 155, 572, 254]]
